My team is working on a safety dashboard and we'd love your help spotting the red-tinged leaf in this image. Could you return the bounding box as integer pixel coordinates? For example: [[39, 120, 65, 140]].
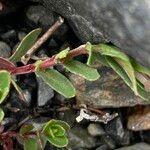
[[0, 57, 16, 72]]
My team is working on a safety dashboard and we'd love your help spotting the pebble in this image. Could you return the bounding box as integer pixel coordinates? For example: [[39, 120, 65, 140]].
[[0, 41, 11, 58], [87, 123, 105, 137]]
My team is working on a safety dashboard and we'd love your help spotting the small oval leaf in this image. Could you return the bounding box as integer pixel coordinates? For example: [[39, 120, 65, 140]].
[[64, 60, 100, 81], [24, 138, 38, 150], [35, 66, 75, 98], [0, 71, 11, 104], [10, 28, 42, 63], [0, 108, 4, 122]]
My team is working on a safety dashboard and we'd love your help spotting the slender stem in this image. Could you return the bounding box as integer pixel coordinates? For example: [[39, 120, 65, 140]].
[[12, 44, 87, 75], [21, 17, 64, 64]]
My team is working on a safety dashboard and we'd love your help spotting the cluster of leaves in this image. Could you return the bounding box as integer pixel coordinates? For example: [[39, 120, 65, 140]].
[[0, 119, 69, 149], [0, 28, 149, 149], [88, 43, 150, 100]]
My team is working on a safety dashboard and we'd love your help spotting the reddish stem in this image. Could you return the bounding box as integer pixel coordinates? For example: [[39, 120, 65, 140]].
[[11, 45, 87, 75]]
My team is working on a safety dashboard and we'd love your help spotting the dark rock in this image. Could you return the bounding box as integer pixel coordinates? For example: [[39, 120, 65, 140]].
[[104, 115, 130, 146], [38, 0, 150, 67], [115, 142, 150, 150], [57, 110, 76, 126], [127, 106, 150, 131], [37, 76, 54, 107], [69, 65, 150, 108], [0, 41, 11, 58], [96, 145, 109, 150], [141, 131, 150, 144], [1, 117, 17, 129], [25, 5, 55, 29], [101, 135, 116, 149], [87, 123, 105, 137], [1, 29, 17, 41], [68, 125, 97, 149]]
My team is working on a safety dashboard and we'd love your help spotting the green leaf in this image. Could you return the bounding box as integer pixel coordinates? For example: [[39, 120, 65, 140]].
[[115, 58, 138, 95], [35, 66, 75, 98], [0, 108, 4, 122], [130, 58, 150, 76], [20, 124, 34, 135], [64, 60, 100, 81], [99, 44, 129, 61], [99, 44, 138, 95], [105, 57, 149, 100], [105, 56, 132, 87], [46, 135, 68, 148], [42, 119, 69, 148], [10, 28, 42, 63], [43, 120, 70, 132], [86, 42, 97, 66], [24, 138, 38, 150], [55, 48, 70, 60], [0, 71, 11, 104]]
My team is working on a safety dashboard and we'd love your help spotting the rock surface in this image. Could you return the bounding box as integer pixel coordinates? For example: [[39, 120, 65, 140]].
[[39, 0, 150, 67], [127, 106, 150, 131], [68, 125, 97, 149], [37, 76, 54, 107], [69, 66, 150, 108], [0, 41, 11, 58], [115, 142, 150, 150]]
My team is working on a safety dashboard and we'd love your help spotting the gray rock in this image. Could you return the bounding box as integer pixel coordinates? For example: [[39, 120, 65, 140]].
[[88, 123, 105, 137], [96, 145, 109, 150], [37, 0, 150, 67], [115, 142, 150, 150], [68, 125, 97, 149], [25, 5, 55, 29], [101, 135, 116, 149], [104, 116, 130, 145], [69, 66, 150, 108], [37, 76, 54, 107], [1, 29, 17, 41], [0, 41, 11, 58], [18, 31, 27, 41]]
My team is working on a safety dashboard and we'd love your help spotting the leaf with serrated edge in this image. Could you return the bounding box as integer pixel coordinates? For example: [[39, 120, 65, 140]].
[[0, 108, 4, 122], [24, 138, 38, 150], [42, 119, 70, 133], [64, 60, 100, 81], [0, 71, 11, 104], [35, 66, 75, 98], [46, 135, 68, 148], [42, 119, 69, 148], [10, 28, 42, 63]]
